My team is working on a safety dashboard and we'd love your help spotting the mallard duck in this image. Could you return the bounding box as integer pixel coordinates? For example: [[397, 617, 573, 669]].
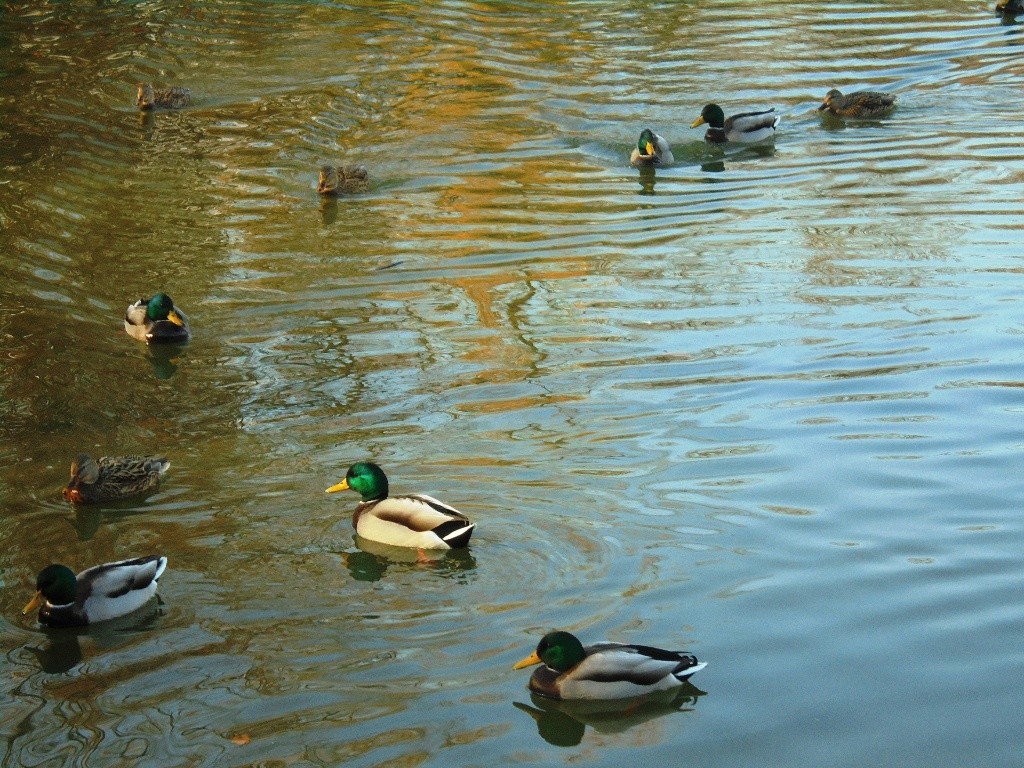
[[691, 104, 779, 144], [996, 0, 1023, 14], [514, 630, 706, 700], [136, 82, 192, 110], [629, 128, 674, 167], [818, 89, 896, 118], [62, 453, 170, 503], [23, 556, 167, 628], [325, 461, 475, 549], [124, 293, 191, 344], [317, 164, 370, 196]]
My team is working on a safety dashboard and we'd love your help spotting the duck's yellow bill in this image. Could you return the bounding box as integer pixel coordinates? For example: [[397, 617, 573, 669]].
[[644, 141, 654, 155], [325, 478, 350, 494], [22, 591, 43, 615], [167, 310, 185, 327], [690, 116, 706, 128], [513, 650, 542, 670]]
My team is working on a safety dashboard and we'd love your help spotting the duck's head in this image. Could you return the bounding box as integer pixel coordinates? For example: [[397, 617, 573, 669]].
[[514, 631, 587, 672], [62, 453, 99, 502], [636, 128, 658, 158], [326, 461, 389, 501], [146, 293, 185, 326], [136, 82, 155, 109], [317, 166, 339, 195], [818, 89, 843, 111], [691, 103, 725, 129], [23, 564, 77, 614]]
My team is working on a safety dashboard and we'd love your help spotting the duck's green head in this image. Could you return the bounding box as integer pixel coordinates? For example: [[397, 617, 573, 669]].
[[146, 293, 185, 327], [325, 461, 389, 501], [637, 128, 657, 157], [692, 103, 725, 129], [23, 564, 77, 614], [513, 631, 586, 672]]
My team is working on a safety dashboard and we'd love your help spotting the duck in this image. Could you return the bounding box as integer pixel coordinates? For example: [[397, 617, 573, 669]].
[[23, 556, 167, 628], [124, 293, 191, 344], [63, 453, 170, 503], [317, 164, 370, 196], [513, 630, 706, 700], [691, 103, 779, 144], [818, 89, 896, 118], [325, 461, 475, 549], [629, 128, 674, 167], [996, 0, 1023, 14], [136, 82, 192, 110]]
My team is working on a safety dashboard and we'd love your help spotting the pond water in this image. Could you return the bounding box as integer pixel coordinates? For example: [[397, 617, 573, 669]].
[[2, 1, 1023, 765]]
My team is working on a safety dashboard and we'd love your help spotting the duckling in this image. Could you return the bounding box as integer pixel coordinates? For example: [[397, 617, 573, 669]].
[[514, 630, 706, 700], [136, 82, 192, 110], [124, 293, 191, 344], [818, 89, 896, 118], [317, 165, 370, 196], [326, 461, 475, 549], [691, 103, 779, 144], [629, 129, 674, 167], [23, 556, 167, 627], [63, 453, 170, 504]]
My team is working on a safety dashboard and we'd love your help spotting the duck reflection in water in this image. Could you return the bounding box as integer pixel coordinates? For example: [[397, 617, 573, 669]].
[[143, 342, 186, 380], [636, 164, 658, 195], [25, 598, 165, 674], [513, 684, 705, 747], [342, 538, 477, 583]]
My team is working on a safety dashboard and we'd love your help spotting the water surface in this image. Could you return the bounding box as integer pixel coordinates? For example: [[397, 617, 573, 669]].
[[2, 1, 1023, 766]]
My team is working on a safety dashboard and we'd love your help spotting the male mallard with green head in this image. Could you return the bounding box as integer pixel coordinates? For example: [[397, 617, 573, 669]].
[[136, 82, 192, 110], [514, 631, 706, 700], [629, 128, 674, 167], [125, 292, 191, 344], [23, 556, 167, 627], [317, 165, 370, 196], [691, 103, 779, 144], [818, 89, 896, 118], [326, 461, 475, 549], [63, 453, 170, 503]]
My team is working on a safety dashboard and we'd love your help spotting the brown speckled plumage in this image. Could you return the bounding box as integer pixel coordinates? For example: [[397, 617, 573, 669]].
[[63, 453, 170, 503], [136, 82, 192, 110], [317, 165, 370, 196], [818, 89, 896, 119]]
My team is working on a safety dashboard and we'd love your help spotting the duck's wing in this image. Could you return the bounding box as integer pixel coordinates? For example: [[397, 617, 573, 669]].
[[77, 556, 167, 605], [847, 91, 896, 116], [372, 494, 471, 530], [124, 299, 151, 339], [725, 109, 779, 136], [575, 642, 703, 684]]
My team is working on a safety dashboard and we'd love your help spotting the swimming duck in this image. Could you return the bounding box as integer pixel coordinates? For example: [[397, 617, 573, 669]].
[[136, 82, 192, 110], [629, 128, 674, 167], [317, 165, 370, 195], [63, 453, 170, 504], [818, 89, 896, 118], [23, 556, 167, 628], [691, 104, 779, 144], [514, 630, 706, 700], [996, 0, 1023, 14], [325, 461, 475, 549], [125, 293, 191, 344]]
